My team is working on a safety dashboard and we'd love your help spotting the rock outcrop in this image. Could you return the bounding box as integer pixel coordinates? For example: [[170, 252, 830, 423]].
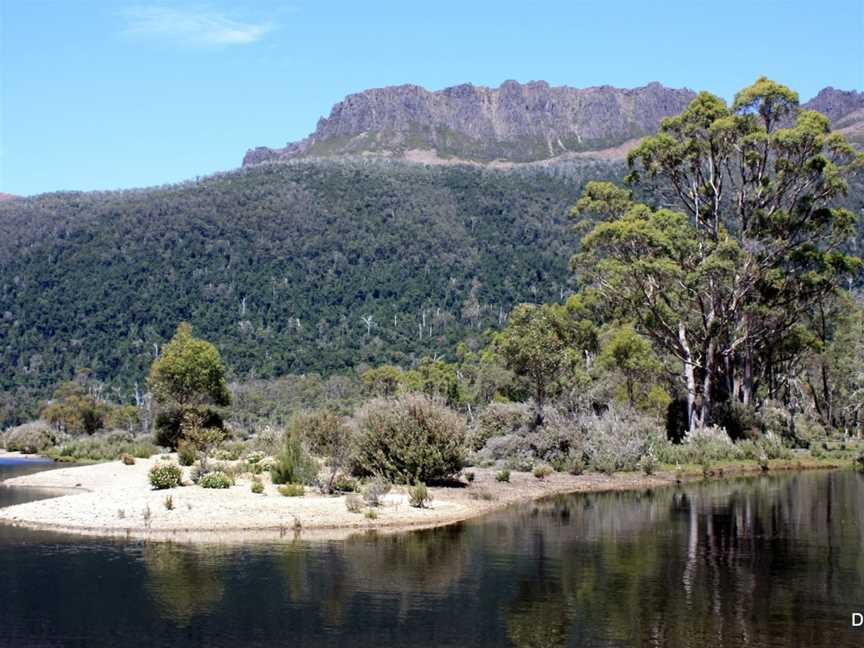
[[243, 80, 696, 165]]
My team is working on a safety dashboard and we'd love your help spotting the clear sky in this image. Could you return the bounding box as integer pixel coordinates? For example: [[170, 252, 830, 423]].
[[1, 0, 863, 196]]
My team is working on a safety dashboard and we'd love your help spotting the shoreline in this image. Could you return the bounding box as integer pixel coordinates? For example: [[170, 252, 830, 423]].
[[0, 455, 844, 544]]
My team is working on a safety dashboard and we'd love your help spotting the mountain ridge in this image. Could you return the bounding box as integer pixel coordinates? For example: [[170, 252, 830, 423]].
[[244, 81, 864, 167]]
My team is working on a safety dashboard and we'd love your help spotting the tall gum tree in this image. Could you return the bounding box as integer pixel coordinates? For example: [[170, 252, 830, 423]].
[[573, 78, 863, 433]]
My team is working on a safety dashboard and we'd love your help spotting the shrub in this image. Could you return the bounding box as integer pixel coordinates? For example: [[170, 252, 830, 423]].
[[757, 432, 792, 460], [2, 421, 55, 454], [250, 478, 264, 494], [154, 407, 223, 449], [164, 495, 174, 511], [532, 464, 553, 480], [278, 483, 305, 497], [470, 402, 533, 450], [362, 477, 391, 507], [408, 482, 431, 508], [639, 450, 658, 476], [854, 449, 864, 471], [568, 455, 586, 475], [246, 450, 266, 465], [189, 463, 206, 484], [496, 468, 511, 483], [288, 409, 353, 493], [352, 394, 466, 483], [792, 414, 827, 449], [46, 433, 157, 462], [331, 473, 358, 493], [120, 453, 136, 465], [177, 440, 196, 466], [149, 462, 182, 489], [678, 426, 738, 464], [464, 471, 475, 483], [270, 431, 318, 485], [584, 408, 657, 472], [199, 471, 231, 489], [364, 508, 378, 519], [345, 493, 363, 512]]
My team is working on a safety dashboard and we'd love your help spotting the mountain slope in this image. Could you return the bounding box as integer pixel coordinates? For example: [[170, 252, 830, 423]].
[[0, 158, 622, 415], [244, 81, 696, 166]]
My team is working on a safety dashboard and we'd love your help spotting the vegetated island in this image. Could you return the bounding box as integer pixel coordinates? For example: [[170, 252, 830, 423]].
[[0, 451, 843, 543]]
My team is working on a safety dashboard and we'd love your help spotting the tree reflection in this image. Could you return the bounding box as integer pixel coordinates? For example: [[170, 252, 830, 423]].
[[143, 543, 226, 625]]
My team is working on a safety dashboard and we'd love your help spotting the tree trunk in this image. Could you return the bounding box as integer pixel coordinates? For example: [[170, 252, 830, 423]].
[[679, 322, 699, 432]]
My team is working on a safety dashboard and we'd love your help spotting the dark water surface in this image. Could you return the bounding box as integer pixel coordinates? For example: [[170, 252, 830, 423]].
[[1, 463, 862, 648]]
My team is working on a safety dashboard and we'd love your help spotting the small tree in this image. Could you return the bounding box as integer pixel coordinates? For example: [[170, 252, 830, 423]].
[[180, 411, 225, 471], [493, 303, 580, 425], [148, 323, 230, 447], [290, 409, 352, 493]]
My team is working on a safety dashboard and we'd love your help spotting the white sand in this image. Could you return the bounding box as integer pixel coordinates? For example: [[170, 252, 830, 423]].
[[0, 455, 676, 542]]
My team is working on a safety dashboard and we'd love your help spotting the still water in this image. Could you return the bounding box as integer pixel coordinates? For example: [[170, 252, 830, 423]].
[[1, 462, 862, 647]]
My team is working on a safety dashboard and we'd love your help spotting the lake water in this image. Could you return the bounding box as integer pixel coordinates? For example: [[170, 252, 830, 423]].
[[1, 461, 863, 647]]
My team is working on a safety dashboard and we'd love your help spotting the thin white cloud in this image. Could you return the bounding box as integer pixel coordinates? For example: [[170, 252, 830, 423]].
[[122, 6, 272, 46]]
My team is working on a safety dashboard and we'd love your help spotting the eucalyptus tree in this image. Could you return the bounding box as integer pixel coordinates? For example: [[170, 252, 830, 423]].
[[573, 78, 862, 432]]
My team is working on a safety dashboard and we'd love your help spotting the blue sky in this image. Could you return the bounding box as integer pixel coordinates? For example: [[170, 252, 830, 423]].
[[1, 0, 862, 196]]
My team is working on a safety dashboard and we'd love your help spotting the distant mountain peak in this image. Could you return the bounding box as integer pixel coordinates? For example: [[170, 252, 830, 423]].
[[243, 80, 697, 167]]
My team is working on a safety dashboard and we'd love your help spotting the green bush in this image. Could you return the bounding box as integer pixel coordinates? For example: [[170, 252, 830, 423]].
[[331, 473, 358, 492], [149, 462, 182, 489], [639, 450, 658, 476], [464, 471, 475, 483], [352, 394, 466, 483], [278, 483, 305, 497], [199, 471, 231, 489], [854, 449, 864, 471], [408, 482, 431, 508], [177, 440, 196, 466], [2, 422, 56, 454], [270, 431, 319, 485], [250, 478, 264, 494], [496, 468, 510, 482], [532, 464, 553, 480]]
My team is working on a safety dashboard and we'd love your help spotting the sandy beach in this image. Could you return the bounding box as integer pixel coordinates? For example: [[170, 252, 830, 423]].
[[0, 453, 840, 543]]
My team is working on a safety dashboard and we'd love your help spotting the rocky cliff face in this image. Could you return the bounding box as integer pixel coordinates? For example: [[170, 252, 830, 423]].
[[243, 80, 696, 166], [802, 87, 864, 123], [244, 82, 864, 167], [804, 88, 864, 146]]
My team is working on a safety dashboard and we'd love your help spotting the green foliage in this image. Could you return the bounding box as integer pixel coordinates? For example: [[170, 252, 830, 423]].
[[148, 323, 230, 411], [576, 78, 863, 433], [270, 431, 318, 486], [464, 470, 475, 482], [493, 303, 581, 423], [149, 462, 182, 489], [495, 468, 510, 482], [288, 408, 352, 493], [177, 440, 196, 466], [250, 478, 264, 494], [352, 393, 466, 483], [0, 160, 618, 416], [532, 464, 553, 479], [278, 483, 305, 497], [154, 407, 223, 450], [40, 380, 111, 435], [44, 432, 156, 462], [163, 495, 174, 511], [408, 482, 431, 508], [198, 471, 231, 489]]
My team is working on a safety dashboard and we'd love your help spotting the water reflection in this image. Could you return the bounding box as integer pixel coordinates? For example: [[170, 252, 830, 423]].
[[1, 470, 862, 647]]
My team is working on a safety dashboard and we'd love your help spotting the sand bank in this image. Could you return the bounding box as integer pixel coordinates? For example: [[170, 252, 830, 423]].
[[0, 455, 839, 543]]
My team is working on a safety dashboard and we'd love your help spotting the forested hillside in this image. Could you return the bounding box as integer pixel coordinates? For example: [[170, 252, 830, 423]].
[[0, 158, 621, 420]]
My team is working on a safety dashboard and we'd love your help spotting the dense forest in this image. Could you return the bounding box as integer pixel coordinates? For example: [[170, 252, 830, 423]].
[[0, 158, 621, 425]]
